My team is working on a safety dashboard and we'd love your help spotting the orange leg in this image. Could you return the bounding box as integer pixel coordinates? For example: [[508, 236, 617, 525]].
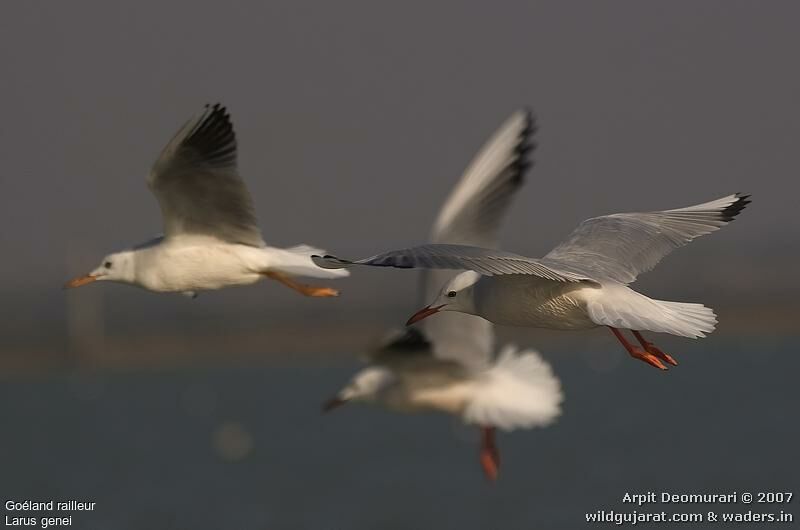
[[261, 271, 339, 297], [479, 426, 500, 481], [608, 327, 667, 371], [632, 331, 678, 366]]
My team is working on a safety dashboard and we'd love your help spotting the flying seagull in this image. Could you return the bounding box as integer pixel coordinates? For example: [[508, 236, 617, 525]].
[[65, 104, 348, 298], [315, 188, 750, 369], [323, 109, 562, 480]]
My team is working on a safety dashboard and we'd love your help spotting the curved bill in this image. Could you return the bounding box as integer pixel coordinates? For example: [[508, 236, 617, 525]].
[[406, 304, 445, 326], [63, 274, 98, 289]]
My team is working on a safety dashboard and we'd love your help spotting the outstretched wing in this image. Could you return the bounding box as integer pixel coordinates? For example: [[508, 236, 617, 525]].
[[313, 244, 592, 282], [542, 194, 750, 284], [147, 104, 265, 247], [422, 109, 536, 369]]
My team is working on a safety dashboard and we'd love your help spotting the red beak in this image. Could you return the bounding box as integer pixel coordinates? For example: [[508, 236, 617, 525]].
[[406, 304, 445, 326]]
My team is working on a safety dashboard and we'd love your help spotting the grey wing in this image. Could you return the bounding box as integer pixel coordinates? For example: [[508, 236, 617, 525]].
[[429, 109, 535, 247], [542, 194, 751, 284], [147, 104, 265, 247], [421, 109, 536, 369], [313, 244, 592, 282]]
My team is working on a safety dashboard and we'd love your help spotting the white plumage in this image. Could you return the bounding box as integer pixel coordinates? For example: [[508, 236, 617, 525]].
[[315, 163, 750, 369], [463, 345, 562, 431], [65, 104, 348, 298], [324, 109, 563, 480]]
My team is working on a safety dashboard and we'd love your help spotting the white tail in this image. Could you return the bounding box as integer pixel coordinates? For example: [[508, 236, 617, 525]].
[[649, 300, 718, 338], [463, 345, 563, 432], [587, 285, 718, 338]]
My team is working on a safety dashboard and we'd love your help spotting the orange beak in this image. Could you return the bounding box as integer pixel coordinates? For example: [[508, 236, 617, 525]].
[[63, 274, 98, 289], [406, 304, 445, 326]]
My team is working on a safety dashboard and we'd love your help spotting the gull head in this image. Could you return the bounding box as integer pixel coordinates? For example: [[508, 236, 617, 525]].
[[406, 270, 481, 325], [64, 250, 135, 289], [322, 367, 396, 412]]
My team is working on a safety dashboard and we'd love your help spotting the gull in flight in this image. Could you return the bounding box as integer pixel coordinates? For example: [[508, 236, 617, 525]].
[[323, 109, 562, 480], [315, 171, 750, 369], [65, 104, 348, 298]]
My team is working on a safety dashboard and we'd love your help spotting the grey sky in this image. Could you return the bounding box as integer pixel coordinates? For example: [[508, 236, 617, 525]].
[[1, 1, 797, 297]]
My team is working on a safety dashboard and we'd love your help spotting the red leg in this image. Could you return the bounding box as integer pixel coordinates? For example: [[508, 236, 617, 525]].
[[632, 331, 678, 366], [608, 327, 667, 371], [479, 426, 500, 481]]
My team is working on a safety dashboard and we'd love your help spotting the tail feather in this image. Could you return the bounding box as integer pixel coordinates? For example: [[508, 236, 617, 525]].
[[463, 345, 563, 432], [658, 301, 718, 337], [587, 287, 717, 338]]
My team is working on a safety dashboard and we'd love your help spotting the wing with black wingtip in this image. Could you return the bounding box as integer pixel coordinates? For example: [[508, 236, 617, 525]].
[[148, 104, 265, 247], [542, 194, 751, 284]]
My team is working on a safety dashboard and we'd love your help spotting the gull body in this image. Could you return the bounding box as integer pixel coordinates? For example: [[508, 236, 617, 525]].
[[471, 274, 597, 329], [324, 109, 562, 480], [423, 195, 749, 342], [336, 337, 561, 428], [341, 362, 476, 415], [463, 276, 712, 335], [66, 104, 347, 297], [101, 236, 337, 294], [316, 186, 750, 368]]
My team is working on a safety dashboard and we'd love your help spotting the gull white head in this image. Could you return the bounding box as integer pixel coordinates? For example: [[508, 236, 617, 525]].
[[64, 250, 136, 289], [322, 366, 396, 412], [406, 270, 481, 325]]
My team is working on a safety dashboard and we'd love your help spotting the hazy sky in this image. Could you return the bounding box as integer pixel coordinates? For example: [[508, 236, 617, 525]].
[[1, 1, 798, 294]]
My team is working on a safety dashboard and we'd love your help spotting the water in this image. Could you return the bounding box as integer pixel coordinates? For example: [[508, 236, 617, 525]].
[[1, 338, 797, 529]]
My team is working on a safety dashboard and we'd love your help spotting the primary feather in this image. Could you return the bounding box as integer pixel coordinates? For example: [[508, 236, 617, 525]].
[[542, 193, 751, 284], [421, 109, 535, 370], [148, 104, 265, 247]]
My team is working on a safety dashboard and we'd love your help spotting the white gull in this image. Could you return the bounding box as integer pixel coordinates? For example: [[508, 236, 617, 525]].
[[316, 177, 750, 369], [65, 104, 348, 298], [323, 109, 562, 480]]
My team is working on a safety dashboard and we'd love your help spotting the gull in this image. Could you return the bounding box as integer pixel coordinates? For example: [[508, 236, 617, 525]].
[[65, 104, 348, 298], [315, 191, 750, 369], [322, 109, 562, 480]]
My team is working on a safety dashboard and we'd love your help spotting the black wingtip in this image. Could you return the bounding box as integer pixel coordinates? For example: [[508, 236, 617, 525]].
[[203, 102, 227, 116], [519, 106, 538, 139], [721, 193, 751, 222], [186, 103, 236, 168], [510, 106, 537, 184]]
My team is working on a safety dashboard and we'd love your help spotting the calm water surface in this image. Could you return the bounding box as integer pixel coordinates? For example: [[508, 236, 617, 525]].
[[1, 337, 797, 529]]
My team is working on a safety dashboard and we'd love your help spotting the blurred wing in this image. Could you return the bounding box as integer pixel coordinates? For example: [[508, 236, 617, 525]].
[[147, 104, 265, 247], [313, 244, 592, 282], [421, 109, 536, 369], [367, 327, 472, 375], [463, 345, 563, 431], [542, 194, 750, 284], [367, 327, 432, 362], [419, 271, 495, 370], [429, 108, 535, 247]]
